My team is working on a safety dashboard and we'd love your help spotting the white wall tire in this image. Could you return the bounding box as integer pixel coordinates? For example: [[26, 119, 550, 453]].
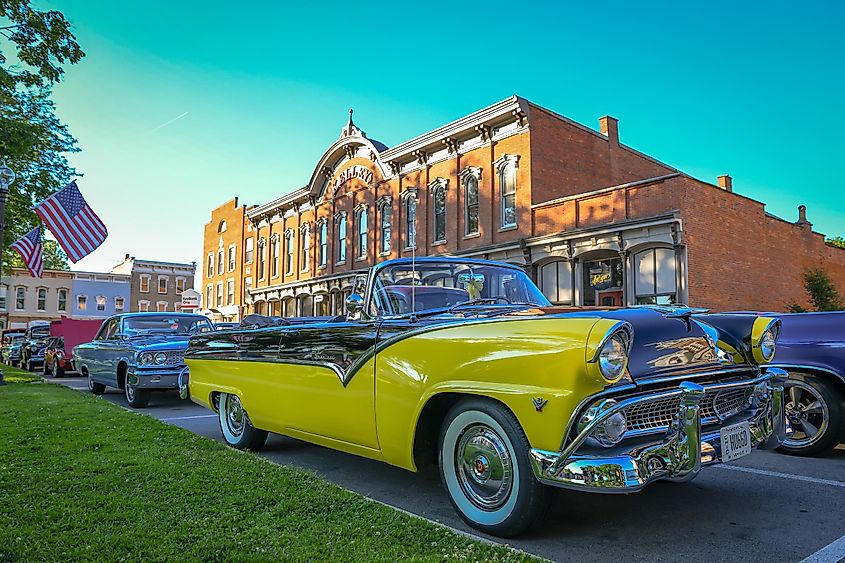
[[87, 373, 105, 395], [438, 398, 548, 537], [218, 393, 268, 451]]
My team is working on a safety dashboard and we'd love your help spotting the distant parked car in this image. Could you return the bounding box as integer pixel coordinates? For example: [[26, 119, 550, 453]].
[[1, 330, 26, 367], [43, 317, 103, 377], [765, 312, 845, 456], [74, 312, 214, 407], [20, 324, 51, 372]]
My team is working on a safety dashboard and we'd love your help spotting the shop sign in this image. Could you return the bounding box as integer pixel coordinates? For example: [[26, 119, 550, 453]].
[[589, 264, 613, 290], [332, 166, 374, 195]]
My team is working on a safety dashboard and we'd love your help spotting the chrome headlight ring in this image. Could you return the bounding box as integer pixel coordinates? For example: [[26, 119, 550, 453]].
[[759, 328, 777, 362], [138, 352, 154, 365], [154, 352, 167, 365]]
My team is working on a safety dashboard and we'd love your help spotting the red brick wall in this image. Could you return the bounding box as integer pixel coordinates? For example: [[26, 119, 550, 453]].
[[527, 104, 673, 206]]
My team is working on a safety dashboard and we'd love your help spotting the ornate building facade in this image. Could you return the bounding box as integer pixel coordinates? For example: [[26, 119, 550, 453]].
[[202, 96, 845, 319]]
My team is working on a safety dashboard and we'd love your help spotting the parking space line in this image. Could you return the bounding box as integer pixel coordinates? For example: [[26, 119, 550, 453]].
[[799, 534, 845, 563], [714, 465, 845, 488], [160, 414, 218, 421]]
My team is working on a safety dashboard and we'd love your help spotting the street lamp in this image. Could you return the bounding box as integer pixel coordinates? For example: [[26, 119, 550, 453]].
[[0, 161, 15, 385]]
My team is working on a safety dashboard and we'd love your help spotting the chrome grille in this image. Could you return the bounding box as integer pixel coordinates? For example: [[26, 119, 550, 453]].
[[166, 351, 185, 366], [624, 387, 753, 433]]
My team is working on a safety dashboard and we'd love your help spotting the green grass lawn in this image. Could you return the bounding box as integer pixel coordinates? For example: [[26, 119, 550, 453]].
[[1, 363, 42, 383], [0, 380, 534, 562]]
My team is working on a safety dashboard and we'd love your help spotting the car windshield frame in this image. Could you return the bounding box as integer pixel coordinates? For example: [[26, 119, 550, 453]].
[[367, 259, 550, 318], [121, 315, 214, 336]]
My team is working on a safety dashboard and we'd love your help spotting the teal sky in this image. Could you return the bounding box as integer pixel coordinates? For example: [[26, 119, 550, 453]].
[[43, 1, 845, 273]]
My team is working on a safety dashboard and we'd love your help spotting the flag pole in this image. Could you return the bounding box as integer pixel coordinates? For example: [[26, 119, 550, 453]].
[[0, 161, 16, 385]]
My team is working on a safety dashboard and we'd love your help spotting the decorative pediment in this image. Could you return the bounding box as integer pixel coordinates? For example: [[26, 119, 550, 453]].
[[400, 187, 419, 200], [493, 154, 520, 174], [459, 166, 482, 183], [427, 177, 449, 193]]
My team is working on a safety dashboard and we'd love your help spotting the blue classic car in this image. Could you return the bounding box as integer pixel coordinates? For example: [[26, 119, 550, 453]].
[[74, 312, 214, 408], [766, 312, 845, 456]]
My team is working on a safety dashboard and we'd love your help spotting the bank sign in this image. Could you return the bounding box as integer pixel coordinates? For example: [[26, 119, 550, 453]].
[[181, 289, 201, 310], [332, 166, 374, 195]]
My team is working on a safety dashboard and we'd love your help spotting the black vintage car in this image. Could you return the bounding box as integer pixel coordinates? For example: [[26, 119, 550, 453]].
[[20, 324, 51, 372]]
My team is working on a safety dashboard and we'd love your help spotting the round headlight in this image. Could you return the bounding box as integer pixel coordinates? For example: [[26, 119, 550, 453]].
[[154, 352, 167, 365], [760, 329, 776, 362], [139, 352, 153, 365], [30, 345, 37, 352], [598, 334, 628, 381]]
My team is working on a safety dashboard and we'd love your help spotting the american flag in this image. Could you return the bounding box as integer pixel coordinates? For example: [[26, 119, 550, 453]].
[[35, 180, 108, 263], [10, 227, 43, 278]]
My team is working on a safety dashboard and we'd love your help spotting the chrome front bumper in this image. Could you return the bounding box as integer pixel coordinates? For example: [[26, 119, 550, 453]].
[[127, 366, 184, 390], [529, 369, 787, 493]]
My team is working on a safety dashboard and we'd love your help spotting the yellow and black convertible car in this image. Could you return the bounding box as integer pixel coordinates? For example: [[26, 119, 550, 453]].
[[182, 257, 786, 537]]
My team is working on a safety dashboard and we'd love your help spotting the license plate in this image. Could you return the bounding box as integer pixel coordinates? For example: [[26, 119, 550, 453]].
[[720, 421, 752, 462]]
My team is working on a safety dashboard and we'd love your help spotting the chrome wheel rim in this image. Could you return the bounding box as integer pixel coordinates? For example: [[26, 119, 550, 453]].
[[224, 394, 245, 437], [455, 424, 513, 510], [125, 381, 135, 402], [784, 380, 829, 448], [87, 377, 94, 391]]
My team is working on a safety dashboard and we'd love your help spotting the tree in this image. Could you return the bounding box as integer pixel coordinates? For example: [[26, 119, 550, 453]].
[[827, 236, 845, 250], [1, 0, 84, 274], [801, 268, 843, 312]]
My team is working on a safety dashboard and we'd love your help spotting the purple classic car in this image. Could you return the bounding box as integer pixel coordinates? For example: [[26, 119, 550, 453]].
[[765, 312, 845, 456]]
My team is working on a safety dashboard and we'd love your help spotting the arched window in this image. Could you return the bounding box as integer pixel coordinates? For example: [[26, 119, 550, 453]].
[[496, 155, 518, 228], [634, 247, 677, 305], [257, 239, 267, 280], [355, 207, 367, 258], [336, 213, 347, 263], [464, 175, 479, 236], [379, 201, 391, 254], [318, 219, 328, 267], [404, 194, 417, 249], [300, 225, 310, 271], [284, 232, 294, 275], [433, 186, 446, 242], [271, 235, 280, 277], [538, 261, 574, 305]]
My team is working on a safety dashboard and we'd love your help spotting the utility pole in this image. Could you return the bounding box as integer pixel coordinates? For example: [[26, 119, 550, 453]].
[[0, 161, 16, 385]]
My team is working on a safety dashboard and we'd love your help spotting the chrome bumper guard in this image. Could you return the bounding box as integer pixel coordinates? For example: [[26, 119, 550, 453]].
[[529, 368, 787, 493], [126, 366, 183, 390]]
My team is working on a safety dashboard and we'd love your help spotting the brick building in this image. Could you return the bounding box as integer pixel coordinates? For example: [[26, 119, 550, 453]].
[[111, 255, 196, 313], [202, 96, 845, 318]]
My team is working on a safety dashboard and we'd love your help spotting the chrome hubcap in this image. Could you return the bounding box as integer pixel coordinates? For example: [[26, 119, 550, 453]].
[[784, 381, 828, 448], [455, 425, 513, 510], [225, 395, 245, 437], [126, 382, 135, 401]]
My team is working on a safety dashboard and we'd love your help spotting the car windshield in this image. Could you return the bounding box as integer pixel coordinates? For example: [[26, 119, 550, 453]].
[[370, 261, 550, 317], [123, 315, 214, 336], [30, 327, 50, 339]]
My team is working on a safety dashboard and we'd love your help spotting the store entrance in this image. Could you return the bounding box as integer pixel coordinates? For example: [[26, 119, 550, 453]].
[[582, 257, 624, 306]]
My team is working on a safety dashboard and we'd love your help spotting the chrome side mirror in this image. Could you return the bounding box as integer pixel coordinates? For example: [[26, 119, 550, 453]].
[[345, 294, 365, 317]]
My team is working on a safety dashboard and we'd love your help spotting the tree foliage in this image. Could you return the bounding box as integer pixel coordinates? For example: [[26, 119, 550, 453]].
[[798, 268, 844, 312], [1, 0, 84, 274], [827, 236, 845, 250]]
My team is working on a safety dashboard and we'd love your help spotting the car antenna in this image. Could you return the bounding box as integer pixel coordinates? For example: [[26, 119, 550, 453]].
[[410, 212, 417, 322]]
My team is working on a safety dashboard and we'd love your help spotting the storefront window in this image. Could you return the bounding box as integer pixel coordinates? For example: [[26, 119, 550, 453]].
[[582, 257, 624, 306], [634, 248, 677, 305], [538, 261, 573, 304]]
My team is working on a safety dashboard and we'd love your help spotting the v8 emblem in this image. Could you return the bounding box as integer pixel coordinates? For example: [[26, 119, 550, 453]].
[[532, 397, 548, 412]]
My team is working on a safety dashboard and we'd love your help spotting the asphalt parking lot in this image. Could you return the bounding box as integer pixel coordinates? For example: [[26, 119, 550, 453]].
[[52, 376, 845, 562]]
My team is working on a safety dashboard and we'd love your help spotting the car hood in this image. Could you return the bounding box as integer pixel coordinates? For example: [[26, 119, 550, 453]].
[[125, 334, 191, 351]]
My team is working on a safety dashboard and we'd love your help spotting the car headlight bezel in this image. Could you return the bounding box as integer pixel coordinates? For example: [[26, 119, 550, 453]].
[[598, 333, 629, 381], [154, 352, 167, 365], [138, 352, 154, 365], [759, 328, 776, 362]]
